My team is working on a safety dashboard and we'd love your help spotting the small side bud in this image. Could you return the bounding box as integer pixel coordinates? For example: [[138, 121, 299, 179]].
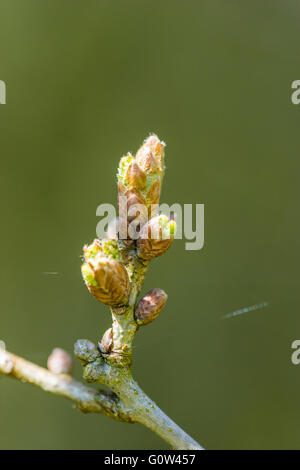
[[47, 348, 72, 374], [0, 348, 13, 374], [137, 215, 176, 260], [74, 339, 100, 363], [98, 327, 113, 354], [135, 288, 167, 326]]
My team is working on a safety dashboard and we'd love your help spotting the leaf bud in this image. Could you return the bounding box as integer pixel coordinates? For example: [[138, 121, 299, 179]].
[[116, 135, 166, 240], [81, 240, 130, 307], [98, 328, 113, 354], [47, 348, 72, 374], [126, 161, 147, 190], [74, 339, 100, 363], [135, 288, 167, 326], [135, 134, 165, 174], [137, 215, 176, 259]]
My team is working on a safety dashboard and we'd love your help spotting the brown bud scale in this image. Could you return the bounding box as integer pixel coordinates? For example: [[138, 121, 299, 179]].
[[98, 328, 113, 354], [137, 217, 174, 260], [126, 161, 147, 190], [135, 288, 167, 326], [90, 257, 129, 306]]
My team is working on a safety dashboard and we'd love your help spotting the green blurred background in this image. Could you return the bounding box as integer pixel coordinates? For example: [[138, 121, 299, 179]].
[[0, 0, 299, 450]]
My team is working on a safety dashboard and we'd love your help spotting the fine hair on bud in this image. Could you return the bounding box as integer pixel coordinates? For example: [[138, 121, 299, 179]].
[[81, 240, 130, 307], [117, 135, 166, 242]]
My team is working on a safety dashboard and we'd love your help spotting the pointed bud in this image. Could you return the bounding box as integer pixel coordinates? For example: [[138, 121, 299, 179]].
[[135, 288, 167, 326], [135, 150, 158, 174], [126, 161, 146, 190], [98, 328, 113, 354], [137, 215, 176, 260], [82, 241, 130, 307], [135, 134, 165, 174], [116, 136, 166, 240], [47, 348, 72, 374], [146, 134, 165, 158]]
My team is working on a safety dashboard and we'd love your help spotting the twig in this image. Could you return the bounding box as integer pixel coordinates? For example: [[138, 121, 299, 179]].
[[0, 135, 204, 450], [0, 348, 132, 421], [0, 347, 203, 450]]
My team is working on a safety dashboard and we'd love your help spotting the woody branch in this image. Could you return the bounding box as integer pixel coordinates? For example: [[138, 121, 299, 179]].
[[0, 135, 203, 450]]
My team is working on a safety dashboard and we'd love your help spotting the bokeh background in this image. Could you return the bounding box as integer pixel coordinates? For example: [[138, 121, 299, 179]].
[[0, 0, 299, 450]]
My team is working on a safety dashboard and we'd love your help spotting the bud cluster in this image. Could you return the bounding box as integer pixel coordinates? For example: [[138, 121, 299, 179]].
[[117, 135, 164, 207], [117, 135, 166, 243], [81, 135, 176, 349]]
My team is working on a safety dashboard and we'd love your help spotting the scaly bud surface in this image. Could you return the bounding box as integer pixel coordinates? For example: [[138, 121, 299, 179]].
[[137, 215, 176, 260], [74, 339, 100, 363], [98, 328, 113, 354], [135, 288, 167, 326], [135, 134, 165, 175], [126, 161, 147, 190], [117, 135, 166, 240], [81, 240, 129, 307]]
